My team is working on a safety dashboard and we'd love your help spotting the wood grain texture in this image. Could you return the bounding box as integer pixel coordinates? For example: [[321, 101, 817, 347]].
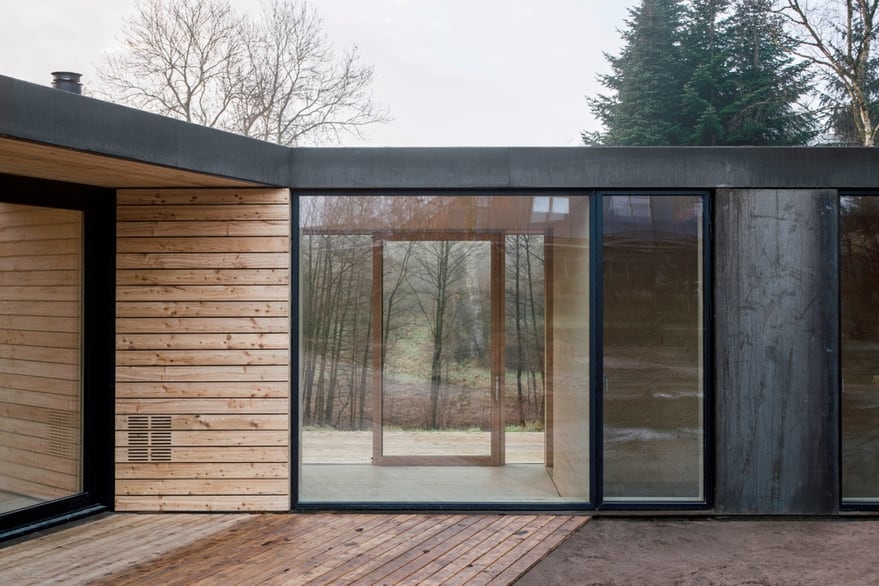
[[0, 513, 588, 584], [115, 188, 291, 512], [546, 235, 590, 500], [0, 203, 82, 499], [0, 137, 260, 188]]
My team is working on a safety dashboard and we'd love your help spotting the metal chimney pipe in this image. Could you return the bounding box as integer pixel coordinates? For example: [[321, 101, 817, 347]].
[[51, 71, 82, 94]]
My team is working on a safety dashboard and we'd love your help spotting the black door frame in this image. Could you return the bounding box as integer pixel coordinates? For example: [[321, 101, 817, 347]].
[[0, 174, 115, 542]]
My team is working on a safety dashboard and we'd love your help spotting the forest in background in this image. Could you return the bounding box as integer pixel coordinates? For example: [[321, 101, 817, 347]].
[[300, 232, 545, 433], [587, 0, 879, 147]]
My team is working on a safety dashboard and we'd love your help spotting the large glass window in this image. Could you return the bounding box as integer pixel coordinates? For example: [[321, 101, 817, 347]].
[[0, 203, 83, 514], [298, 192, 710, 507], [841, 194, 879, 503], [298, 195, 590, 504], [602, 194, 706, 502]]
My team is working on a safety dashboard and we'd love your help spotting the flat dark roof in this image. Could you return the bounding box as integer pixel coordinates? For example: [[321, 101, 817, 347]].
[[3, 73, 879, 190]]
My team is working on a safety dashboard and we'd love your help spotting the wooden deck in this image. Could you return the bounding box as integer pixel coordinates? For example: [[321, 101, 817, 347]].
[[0, 512, 588, 585]]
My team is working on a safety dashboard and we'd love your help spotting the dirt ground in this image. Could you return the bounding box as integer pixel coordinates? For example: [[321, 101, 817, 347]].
[[516, 517, 879, 585]]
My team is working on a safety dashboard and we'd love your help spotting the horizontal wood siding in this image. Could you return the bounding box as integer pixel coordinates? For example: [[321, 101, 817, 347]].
[[115, 189, 291, 511], [0, 203, 83, 501]]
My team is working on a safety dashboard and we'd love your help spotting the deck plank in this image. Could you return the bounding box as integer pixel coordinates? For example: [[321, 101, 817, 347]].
[[442, 516, 561, 585], [0, 514, 168, 572], [409, 515, 528, 585], [486, 516, 589, 585], [393, 515, 513, 584], [0, 513, 588, 585], [0, 514, 250, 583], [357, 515, 485, 585], [189, 514, 407, 585], [321, 515, 469, 585], [114, 514, 376, 585], [280, 514, 438, 584]]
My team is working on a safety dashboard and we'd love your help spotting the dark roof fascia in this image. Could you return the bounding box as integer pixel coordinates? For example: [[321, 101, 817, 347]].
[[5, 74, 879, 192], [0, 75, 291, 187], [289, 146, 879, 191]]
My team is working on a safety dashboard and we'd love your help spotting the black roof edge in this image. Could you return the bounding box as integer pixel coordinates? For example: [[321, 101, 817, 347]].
[[0, 75, 291, 187], [5, 74, 879, 191], [288, 145, 879, 190]]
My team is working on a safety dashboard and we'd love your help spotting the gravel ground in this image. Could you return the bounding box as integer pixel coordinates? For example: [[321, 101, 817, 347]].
[[517, 517, 879, 585]]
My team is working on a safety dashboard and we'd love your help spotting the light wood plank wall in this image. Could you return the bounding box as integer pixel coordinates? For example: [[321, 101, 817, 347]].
[[115, 189, 291, 511], [0, 203, 83, 501]]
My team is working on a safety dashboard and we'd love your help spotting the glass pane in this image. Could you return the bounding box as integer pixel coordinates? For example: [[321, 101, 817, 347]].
[[505, 235, 546, 464], [841, 195, 879, 502], [299, 232, 374, 464], [299, 195, 589, 503], [0, 203, 82, 514], [603, 195, 704, 501], [381, 240, 493, 458]]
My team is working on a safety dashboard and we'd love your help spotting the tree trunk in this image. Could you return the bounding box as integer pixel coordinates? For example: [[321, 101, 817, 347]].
[[428, 242, 451, 430], [514, 236, 526, 427]]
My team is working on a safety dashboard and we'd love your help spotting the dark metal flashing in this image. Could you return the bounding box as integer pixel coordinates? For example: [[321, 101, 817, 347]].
[[0, 75, 291, 187], [289, 147, 879, 191], [4, 75, 879, 192]]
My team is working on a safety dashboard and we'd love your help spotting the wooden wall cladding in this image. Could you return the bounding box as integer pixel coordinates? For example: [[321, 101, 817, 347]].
[[115, 189, 291, 511], [0, 203, 83, 501]]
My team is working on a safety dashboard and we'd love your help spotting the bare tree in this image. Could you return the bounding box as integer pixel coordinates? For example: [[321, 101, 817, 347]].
[[96, 0, 388, 145], [403, 241, 484, 431], [780, 0, 879, 145]]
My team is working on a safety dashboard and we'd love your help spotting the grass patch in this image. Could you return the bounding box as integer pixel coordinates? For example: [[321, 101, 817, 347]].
[[506, 421, 545, 433]]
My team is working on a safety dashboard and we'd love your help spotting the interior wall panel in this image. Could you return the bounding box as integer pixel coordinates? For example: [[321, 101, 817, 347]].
[[0, 204, 82, 502]]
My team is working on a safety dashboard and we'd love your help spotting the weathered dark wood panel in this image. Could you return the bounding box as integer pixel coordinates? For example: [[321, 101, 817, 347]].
[[715, 189, 838, 514]]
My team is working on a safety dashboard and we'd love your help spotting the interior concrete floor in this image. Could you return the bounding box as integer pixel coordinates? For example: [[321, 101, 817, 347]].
[[299, 463, 588, 503], [299, 429, 588, 504]]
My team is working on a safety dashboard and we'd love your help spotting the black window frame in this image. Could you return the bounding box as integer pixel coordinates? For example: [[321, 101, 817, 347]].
[[838, 190, 879, 512], [292, 189, 713, 512], [0, 174, 115, 542], [594, 190, 714, 511]]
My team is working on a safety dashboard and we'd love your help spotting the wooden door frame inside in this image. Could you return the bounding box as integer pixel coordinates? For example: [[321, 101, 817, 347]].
[[372, 231, 505, 466]]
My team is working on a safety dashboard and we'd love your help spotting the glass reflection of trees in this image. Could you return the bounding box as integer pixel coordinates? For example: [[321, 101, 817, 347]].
[[382, 239, 492, 433], [603, 195, 704, 500], [841, 195, 879, 501], [300, 197, 547, 433]]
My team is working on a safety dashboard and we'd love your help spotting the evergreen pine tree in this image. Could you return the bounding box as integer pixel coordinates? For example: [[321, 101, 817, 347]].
[[680, 0, 733, 145], [586, 0, 816, 145], [585, 0, 688, 145], [721, 0, 816, 145]]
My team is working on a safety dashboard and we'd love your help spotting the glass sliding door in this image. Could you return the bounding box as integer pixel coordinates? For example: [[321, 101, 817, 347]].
[[504, 234, 546, 466], [0, 203, 83, 514], [602, 194, 706, 502], [841, 194, 879, 504]]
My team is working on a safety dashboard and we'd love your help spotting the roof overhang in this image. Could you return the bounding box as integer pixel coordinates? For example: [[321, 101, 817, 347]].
[[0, 75, 290, 189], [5, 73, 879, 192]]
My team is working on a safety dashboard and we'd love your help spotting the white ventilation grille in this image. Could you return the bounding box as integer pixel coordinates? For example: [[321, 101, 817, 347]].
[[127, 415, 172, 462]]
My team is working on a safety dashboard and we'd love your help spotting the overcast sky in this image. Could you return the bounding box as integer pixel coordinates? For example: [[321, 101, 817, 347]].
[[0, 0, 635, 146]]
